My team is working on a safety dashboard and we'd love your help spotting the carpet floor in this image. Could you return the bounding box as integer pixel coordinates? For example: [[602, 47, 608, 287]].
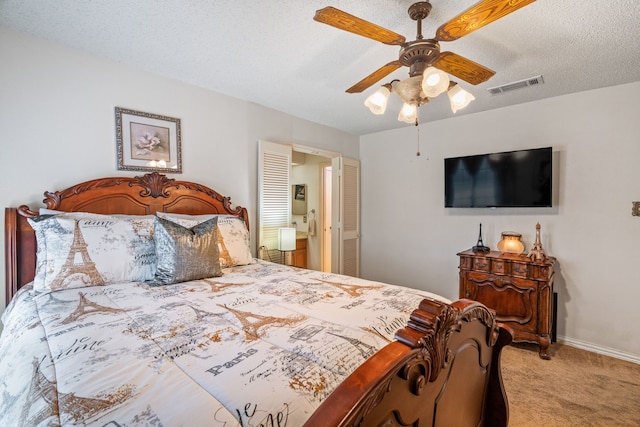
[[501, 343, 640, 426]]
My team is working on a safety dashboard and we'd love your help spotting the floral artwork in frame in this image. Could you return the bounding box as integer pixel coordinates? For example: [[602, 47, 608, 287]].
[[115, 107, 182, 173]]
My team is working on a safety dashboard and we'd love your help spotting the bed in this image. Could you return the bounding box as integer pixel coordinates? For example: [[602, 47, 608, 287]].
[[1, 172, 512, 426]]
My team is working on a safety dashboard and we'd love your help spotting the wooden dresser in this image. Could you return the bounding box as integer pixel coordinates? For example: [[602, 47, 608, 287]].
[[457, 249, 555, 359]]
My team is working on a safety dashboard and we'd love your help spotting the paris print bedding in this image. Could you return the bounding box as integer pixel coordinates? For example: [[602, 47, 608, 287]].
[[0, 260, 448, 426]]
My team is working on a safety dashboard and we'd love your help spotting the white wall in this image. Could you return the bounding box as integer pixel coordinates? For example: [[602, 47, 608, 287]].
[[0, 27, 358, 312], [360, 81, 640, 361]]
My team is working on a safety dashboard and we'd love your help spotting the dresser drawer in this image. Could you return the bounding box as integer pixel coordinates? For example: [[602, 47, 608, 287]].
[[491, 259, 507, 275], [467, 271, 535, 290], [511, 261, 530, 278], [533, 264, 553, 280], [459, 256, 473, 269], [472, 257, 490, 272]]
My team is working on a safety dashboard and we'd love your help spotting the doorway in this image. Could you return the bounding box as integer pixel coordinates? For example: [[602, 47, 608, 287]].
[[290, 151, 332, 272], [258, 140, 360, 276]]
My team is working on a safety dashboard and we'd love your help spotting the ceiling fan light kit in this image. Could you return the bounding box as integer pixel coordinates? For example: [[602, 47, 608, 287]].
[[364, 84, 392, 115], [367, 72, 468, 120], [448, 83, 476, 113], [393, 75, 429, 106], [314, 0, 537, 124], [421, 67, 450, 98], [398, 102, 418, 124]]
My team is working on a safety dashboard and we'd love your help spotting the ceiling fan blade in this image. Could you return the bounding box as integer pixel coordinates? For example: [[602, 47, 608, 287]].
[[433, 52, 495, 85], [314, 7, 406, 46], [346, 61, 403, 93], [435, 0, 536, 42]]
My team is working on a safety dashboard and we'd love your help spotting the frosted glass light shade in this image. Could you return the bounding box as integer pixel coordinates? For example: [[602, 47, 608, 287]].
[[448, 83, 475, 113], [397, 102, 417, 124], [497, 232, 525, 254], [277, 227, 296, 251], [421, 67, 450, 98], [364, 85, 391, 115], [394, 75, 429, 106]]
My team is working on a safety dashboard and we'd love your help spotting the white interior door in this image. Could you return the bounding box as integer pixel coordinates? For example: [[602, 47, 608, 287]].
[[258, 140, 291, 263], [331, 156, 360, 277]]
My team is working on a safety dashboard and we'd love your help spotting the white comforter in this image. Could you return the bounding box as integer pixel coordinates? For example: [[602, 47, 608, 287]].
[[0, 260, 447, 426]]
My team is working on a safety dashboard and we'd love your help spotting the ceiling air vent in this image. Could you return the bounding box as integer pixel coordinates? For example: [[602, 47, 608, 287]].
[[487, 75, 544, 95]]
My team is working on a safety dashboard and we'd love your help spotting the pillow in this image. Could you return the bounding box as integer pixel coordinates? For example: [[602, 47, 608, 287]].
[[31, 211, 113, 290], [150, 216, 222, 286], [28, 213, 156, 293], [156, 212, 252, 268], [28, 214, 56, 290]]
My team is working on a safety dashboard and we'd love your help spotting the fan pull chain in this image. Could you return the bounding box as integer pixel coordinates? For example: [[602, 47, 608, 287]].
[[415, 117, 421, 157]]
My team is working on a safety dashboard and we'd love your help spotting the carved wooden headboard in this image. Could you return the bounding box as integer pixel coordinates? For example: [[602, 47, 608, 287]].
[[5, 172, 249, 305]]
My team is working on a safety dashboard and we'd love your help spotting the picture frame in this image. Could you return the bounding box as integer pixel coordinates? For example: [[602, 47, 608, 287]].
[[294, 184, 306, 201], [115, 107, 182, 173]]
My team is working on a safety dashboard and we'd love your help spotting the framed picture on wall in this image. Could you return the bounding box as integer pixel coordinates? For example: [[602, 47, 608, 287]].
[[115, 107, 182, 173], [294, 184, 306, 201]]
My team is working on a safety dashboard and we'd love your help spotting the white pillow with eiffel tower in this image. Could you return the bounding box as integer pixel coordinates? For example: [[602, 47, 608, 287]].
[[156, 212, 253, 268], [28, 213, 156, 293]]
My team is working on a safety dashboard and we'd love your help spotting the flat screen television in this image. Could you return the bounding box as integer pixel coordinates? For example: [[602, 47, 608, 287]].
[[444, 147, 552, 208]]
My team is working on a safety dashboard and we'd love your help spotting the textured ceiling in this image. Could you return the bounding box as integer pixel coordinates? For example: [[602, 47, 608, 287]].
[[1, 0, 639, 135]]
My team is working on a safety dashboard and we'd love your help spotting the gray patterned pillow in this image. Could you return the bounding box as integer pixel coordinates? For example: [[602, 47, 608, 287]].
[[150, 216, 222, 286], [156, 212, 253, 267]]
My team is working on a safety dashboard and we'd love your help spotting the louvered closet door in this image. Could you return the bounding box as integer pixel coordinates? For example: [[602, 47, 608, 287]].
[[332, 156, 360, 277], [258, 140, 291, 263]]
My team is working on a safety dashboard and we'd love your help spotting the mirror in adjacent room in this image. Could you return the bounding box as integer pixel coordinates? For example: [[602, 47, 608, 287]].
[[292, 184, 307, 215]]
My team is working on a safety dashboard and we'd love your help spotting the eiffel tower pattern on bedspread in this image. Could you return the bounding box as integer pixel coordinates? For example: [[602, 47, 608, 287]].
[[0, 260, 448, 426]]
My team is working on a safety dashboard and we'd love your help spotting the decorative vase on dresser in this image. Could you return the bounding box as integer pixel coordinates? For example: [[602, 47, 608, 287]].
[[457, 249, 556, 359]]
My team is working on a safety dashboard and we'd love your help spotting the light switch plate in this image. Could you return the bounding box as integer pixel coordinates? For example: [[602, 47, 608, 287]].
[[633, 201, 640, 217]]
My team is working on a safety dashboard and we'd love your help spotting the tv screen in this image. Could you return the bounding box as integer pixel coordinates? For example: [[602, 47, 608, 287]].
[[445, 147, 552, 208]]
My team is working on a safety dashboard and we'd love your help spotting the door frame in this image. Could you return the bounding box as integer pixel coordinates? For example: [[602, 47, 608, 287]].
[[292, 145, 340, 273]]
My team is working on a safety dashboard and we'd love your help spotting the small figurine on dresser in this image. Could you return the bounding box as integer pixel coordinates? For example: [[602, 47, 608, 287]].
[[528, 223, 548, 261], [472, 223, 490, 253]]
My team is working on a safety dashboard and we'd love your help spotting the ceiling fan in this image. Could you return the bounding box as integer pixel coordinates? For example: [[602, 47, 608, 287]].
[[314, 0, 536, 95]]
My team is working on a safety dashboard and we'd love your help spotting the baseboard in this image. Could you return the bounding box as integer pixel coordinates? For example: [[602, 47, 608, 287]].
[[558, 335, 640, 365]]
